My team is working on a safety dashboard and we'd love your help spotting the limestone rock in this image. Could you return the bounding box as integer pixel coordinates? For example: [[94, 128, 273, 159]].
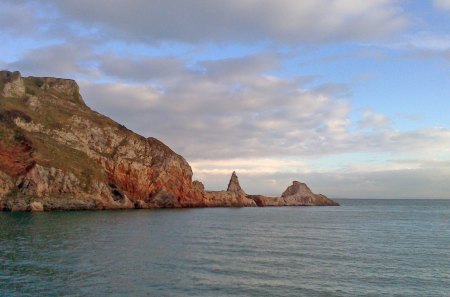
[[247, 195, 283, 207], [0, 71, 25, 97], [29, 201, 44, 212], [282, 181, 311, 197], [246, 181, 339, 206], [25, 95, 41, 111], [205, 172, 256, 207], [134, 200, 148, 209], [280, 181, 339, 206], [227, 171, 244, 193], [193, 180, 205, 192]]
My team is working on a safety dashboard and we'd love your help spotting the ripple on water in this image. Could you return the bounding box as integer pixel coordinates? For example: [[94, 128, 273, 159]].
[[1, 200, 450, 296]]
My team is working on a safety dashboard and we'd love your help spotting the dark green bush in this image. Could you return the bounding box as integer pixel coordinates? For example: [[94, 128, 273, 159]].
[[25, 87, 36, 95], [34, 78, 44, 88]]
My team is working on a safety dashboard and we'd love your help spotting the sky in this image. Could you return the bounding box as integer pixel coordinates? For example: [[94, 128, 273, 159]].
[[1, 0, 450, 198]]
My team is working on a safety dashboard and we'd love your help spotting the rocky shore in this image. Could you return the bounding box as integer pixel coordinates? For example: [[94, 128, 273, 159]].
[[0, 71, 338, 211]]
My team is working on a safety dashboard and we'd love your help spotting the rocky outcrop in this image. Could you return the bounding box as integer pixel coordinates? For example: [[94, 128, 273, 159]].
[[205, 172, 256, 207], [29, 201, 44, 212], [227, 171, 244, 193], [205, 172, 338, 207], [0, 70, 338, 211], [248, 180, 339, 207], [280, 181, 339, 206], [248, 195, 283, 207], [0, 71, 25, 97]]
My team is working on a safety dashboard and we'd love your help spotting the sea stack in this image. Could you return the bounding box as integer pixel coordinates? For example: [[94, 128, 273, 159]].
[[280, 181, 339, 206], [227, 171, 244, 193], [205, 172, 256, 207]]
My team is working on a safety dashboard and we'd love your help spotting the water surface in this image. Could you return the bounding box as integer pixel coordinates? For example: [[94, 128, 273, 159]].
[[1, 199, 449, 296]]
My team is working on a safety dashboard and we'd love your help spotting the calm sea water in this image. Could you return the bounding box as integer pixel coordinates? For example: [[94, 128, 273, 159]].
[[1, 199, 449, 297]]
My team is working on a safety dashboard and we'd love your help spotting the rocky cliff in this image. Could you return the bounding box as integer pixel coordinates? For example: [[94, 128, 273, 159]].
[[0, 70, 338, 211], [0, 71, 205, 211]]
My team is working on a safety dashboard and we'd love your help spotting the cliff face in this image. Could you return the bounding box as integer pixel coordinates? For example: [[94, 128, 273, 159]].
[[0, 70, 338, 211], [0, 71, 205, 211]]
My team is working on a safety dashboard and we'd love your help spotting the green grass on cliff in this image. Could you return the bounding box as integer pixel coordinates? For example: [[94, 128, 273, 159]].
[[0, 74, 160, 192], [30, 132, 105, 189], [0, 79, 107, 188]]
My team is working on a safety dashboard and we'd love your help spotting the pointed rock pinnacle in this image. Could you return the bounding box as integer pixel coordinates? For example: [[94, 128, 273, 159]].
[[227, 171, 245, 193]]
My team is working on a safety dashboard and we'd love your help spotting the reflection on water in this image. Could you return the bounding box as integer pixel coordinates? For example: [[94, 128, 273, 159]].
[[1, 200, 450, 296]]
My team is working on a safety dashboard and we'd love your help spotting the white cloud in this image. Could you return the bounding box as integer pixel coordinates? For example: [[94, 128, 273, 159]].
[[191, 158, 310, 176], [79, 82, 160, 112], [79, 53, 359, 160], [74, 53, 450, 163]]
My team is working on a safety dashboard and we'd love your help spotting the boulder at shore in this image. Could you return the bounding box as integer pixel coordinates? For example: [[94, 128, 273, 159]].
[[0, 70, 338, 211]]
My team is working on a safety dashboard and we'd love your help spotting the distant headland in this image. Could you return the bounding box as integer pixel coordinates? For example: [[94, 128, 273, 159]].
[[0, 71, 338, 211]]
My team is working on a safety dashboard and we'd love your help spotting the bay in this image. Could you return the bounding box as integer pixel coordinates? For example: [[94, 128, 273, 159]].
[[1, 199, 449, 296]]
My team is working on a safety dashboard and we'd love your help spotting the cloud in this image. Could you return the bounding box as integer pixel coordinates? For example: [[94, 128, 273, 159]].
[[99, 55, 189, 82], [8, 42, 450, 163], [192, 162, 450, 198], [75, 52, 450, 163], [362, 31, 450, 62], [79, 82, 161, 113], [191, 158, 310, 176], [8, 43, 98, 78], [300, 166, 450, 199], [434, 0, 450, 11], [0, 1, 38, 35], [370, 31, 450, 57], [38, 0, 408, 44], [78, 53, 362, 159], [405, 32, 450, 51], [358, 110, 391, 129]]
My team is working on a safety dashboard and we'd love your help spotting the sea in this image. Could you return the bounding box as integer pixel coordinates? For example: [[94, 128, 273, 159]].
[[1, 199, 449, 297]]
